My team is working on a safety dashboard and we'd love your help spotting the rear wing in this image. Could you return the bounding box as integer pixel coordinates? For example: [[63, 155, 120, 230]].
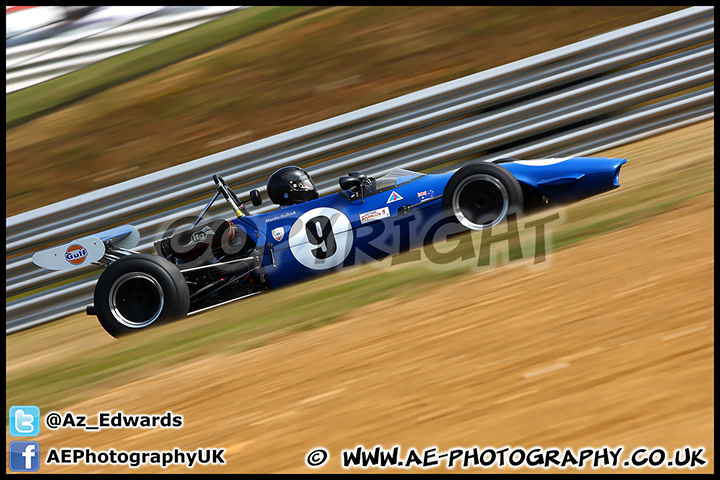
[[32, 225, 140, 271]]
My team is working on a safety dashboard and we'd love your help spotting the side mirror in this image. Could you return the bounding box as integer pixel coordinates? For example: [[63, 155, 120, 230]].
[[249, 189, 262, 207], [348, 171, 367, 182], [339, 176, 362, 192]]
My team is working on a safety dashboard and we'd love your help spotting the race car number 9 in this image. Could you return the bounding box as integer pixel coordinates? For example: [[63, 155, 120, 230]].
[[289, 207, 353, 270]]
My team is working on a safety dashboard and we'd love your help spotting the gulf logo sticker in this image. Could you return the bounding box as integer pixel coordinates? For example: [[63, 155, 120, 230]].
[[65, 244, 88, 265]]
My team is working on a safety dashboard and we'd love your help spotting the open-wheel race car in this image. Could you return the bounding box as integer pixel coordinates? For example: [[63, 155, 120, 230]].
[[33, 156, 626, 337]]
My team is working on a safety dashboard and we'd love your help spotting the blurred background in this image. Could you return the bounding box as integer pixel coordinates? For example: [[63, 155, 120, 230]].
[[6, 6, 685, 216]]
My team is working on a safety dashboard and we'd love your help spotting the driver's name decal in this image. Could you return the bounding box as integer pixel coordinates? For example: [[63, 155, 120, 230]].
[[264, 210, 296, 223]]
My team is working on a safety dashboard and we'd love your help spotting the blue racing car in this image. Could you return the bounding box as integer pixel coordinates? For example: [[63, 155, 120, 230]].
[[32, 156, 626, 337]]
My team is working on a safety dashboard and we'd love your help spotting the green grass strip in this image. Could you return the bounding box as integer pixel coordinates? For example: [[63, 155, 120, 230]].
[[6, 7, 319, 127]]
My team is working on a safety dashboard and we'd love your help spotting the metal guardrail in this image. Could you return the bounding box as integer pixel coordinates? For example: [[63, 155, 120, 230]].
[[6, 6, 714, 333], [6, 6, 246, 93]]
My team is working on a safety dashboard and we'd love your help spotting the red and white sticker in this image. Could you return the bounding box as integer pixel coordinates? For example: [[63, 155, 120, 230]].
[[359, 207, 390, 224]]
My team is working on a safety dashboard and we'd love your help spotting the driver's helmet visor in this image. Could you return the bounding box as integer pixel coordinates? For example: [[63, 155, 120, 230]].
[[288, 174, 315, 191]]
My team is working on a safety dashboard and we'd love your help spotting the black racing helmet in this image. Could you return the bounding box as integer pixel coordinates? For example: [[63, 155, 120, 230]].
[[267, 166, 319, 205]]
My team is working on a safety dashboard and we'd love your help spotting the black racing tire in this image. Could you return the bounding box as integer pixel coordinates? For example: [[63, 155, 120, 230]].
[[93, 254, 189, 337], [442, 162, 524, 230]]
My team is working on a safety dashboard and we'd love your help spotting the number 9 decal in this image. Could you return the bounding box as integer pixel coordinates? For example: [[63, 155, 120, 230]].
[[288, 208, 353, 270]]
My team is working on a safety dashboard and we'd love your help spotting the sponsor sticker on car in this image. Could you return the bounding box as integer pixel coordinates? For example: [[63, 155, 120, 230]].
[[190, 226, 213, 244], [387, 191, 403, 203], [272, 227, 285, 242], [65, 244, 88, 265], [359, 207, 390, 224]]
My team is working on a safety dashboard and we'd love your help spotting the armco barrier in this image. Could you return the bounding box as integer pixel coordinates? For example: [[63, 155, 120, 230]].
[[6, 6, 246, 93], [5, 6, 714, 333]]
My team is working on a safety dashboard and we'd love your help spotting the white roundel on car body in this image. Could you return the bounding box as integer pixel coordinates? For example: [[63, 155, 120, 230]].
[[512, 157, 572, 166], [288, 207, 353, 270]]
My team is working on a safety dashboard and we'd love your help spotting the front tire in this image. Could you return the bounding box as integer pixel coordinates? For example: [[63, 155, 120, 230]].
[[93, 254, 189, 337], [442, 162, 523, 230]]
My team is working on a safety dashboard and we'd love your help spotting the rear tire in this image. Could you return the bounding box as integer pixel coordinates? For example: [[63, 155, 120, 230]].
[[442, 162, 523, 230], [93, 254, 189, 337]]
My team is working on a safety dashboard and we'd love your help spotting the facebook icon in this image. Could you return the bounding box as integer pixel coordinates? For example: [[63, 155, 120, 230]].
[[9, 441, 41, 472]]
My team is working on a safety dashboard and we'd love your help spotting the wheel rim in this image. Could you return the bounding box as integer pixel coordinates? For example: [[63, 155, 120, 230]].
[[452, 174, 509, 229], [109, 272, 164, 328]]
